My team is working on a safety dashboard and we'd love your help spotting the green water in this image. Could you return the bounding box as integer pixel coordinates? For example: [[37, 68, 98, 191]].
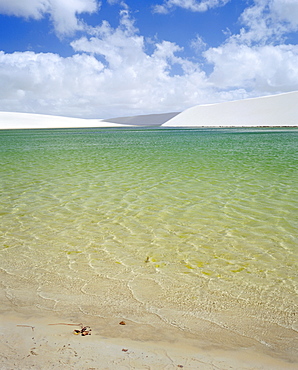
[[0, 128, 297, 357]]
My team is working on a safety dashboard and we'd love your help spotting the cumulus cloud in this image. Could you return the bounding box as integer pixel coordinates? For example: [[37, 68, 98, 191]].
[[236, 0, 298, 45], [191, 0, 298, 102], [153, 0, 230, 14], [205, 43, 298, 92], [0, 11, 211, 118], [0, 0, 49, 19], [0, 51, 106, 116], [0, 0, 99, 35], [0, 0, 297, 118], [271, 0, 298, 29]]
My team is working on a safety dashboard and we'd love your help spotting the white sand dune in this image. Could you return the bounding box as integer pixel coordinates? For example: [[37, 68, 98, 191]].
[[101, 112, 179, 126], [163, 91, 298, 127], [0, 111, 179, 129], [1, 92, 297, 129], [0, 112, 132, 129]]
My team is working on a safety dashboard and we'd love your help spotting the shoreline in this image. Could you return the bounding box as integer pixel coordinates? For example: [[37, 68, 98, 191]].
[[1, 310, 297, 369]]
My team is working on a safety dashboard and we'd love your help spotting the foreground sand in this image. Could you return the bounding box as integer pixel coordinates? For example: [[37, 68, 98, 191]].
[[1, 310, 297, 370]]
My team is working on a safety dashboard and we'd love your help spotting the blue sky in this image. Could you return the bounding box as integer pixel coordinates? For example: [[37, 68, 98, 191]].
[[0, 0, 298, 118]]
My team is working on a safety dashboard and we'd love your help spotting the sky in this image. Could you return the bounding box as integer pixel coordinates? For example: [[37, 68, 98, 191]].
[[0, 0, 298, 119]]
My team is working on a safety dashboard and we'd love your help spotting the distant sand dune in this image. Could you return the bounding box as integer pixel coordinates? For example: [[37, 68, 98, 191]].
[[163, 91, 298, 127], [101, 112, 179, 126], [0, 92, 297, 129], [0, 112, 132, 129], [0, 111, 179, 129]]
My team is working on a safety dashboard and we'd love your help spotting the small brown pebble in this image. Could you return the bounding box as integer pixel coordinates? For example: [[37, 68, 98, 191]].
[[122, 349, 128, 352], [177, 366, 183, 368], [119, 321, 126, 325]]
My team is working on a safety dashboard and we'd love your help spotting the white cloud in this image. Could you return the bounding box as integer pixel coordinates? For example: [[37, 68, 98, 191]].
[[202, 0, 298, 95], [0, 12, 211, 118], [205, 43, 298, 92], [190, 35, 207, 53], [70, 11, 210, 114], [271, 0, 298, 29], [0, 51, 106, 116], [71, 11, 145, 69], [0, 0, 49, 19], [0, 1, 297, 118], [107, 0, 128, 8], [153, 0, 230, 14], [0, 0, 99, 35], [236, 0, 298, 45]]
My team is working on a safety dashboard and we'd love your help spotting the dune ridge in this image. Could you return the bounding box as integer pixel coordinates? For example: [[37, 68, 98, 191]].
[[163, 91, 298, 127]]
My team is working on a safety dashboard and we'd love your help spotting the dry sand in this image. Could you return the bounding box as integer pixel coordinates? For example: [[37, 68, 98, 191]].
[[1, 310, 297, 370], [0, 111, 178, 129], [163, 91, 298, 127], [1, 91, 298, 129], [0, 112, 131, 129], [102, 112, 179, 126]]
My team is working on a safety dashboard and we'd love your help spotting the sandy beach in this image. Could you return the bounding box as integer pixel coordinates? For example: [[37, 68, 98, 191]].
[[1, 309, 297, 370]]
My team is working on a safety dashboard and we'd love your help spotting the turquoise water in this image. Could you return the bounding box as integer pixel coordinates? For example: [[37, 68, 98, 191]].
[[0, 128, 297, 357]]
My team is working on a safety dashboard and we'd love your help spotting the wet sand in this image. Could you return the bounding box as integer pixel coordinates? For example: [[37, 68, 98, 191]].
[[1, 309, 297, 370]]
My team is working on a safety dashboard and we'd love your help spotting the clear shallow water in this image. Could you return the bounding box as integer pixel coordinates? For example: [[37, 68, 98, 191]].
[[0, 128, 297, 357]]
